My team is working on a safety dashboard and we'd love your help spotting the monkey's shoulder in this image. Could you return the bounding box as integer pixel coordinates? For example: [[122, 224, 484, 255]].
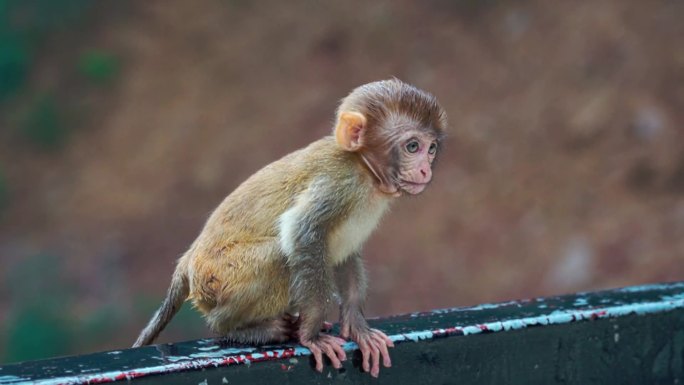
[[260, 136, 369, 192], [207, 137, 371, 238], [287, 136, 359, 172]]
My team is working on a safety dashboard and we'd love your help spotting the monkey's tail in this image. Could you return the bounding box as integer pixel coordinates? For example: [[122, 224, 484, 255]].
[[132, 266, 189, 348]]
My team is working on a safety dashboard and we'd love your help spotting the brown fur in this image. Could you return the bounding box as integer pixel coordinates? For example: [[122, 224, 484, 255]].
[[188, 138, 370, 331], [134, 138, 377, 345], [133, 79, 446, 376]]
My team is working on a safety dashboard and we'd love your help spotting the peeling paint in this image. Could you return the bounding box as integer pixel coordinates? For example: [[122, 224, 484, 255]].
[[617, 282, 684, 293], [408, 300, 522, 318], [0, 376, 29, 384], [573, 297, 589, 306], [156, 347, 257, 363], [662, 293, 684, 302], [197, 346, 220, 352]]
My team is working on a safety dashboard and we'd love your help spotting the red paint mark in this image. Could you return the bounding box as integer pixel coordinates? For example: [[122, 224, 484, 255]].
[[431, 326, 464, 338], [71, 369, 148, 384], [590, 310, 607, 320], [52, 347, 303, 384], [478, 325, 489, 331]]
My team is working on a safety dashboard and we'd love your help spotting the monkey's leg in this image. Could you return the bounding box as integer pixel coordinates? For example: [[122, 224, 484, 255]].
[[191, 238, 292, 338], [222, 316, 296, 345], [220, 314, 334, 345], [335, 253, 394, 377]]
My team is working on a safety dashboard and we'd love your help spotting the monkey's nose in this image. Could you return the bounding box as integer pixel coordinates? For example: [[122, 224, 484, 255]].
[[419, 167, 432, 183]]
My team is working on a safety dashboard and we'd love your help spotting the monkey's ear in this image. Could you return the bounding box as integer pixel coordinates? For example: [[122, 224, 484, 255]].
[[335, 111, 367, 152]]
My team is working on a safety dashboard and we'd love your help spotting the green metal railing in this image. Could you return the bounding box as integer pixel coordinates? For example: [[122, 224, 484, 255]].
[[1, 282, 683, 384]]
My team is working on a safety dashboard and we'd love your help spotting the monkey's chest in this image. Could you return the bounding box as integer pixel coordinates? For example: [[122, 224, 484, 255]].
[[327, 198, 390, 265]]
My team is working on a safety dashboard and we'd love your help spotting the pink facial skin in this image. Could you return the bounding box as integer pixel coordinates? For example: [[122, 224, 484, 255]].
[[398, 135, 437, 195]]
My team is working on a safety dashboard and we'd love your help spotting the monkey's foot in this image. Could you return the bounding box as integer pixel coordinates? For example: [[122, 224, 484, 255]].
[[299, 334, 347, 373], [343, 328, 394, 378]]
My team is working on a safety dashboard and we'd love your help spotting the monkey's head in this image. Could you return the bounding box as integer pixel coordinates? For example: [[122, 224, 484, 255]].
[[334, 79, 447, 196]]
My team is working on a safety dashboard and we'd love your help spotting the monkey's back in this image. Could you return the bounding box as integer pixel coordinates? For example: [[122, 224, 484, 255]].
[[207, 136, 366, 238], [184, 136, 370, 330]]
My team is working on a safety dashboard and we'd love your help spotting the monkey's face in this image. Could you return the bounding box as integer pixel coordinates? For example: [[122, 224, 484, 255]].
[[334, 79, 446, 197], [392, 132, 439, 195], [357, 118, 443, 197]]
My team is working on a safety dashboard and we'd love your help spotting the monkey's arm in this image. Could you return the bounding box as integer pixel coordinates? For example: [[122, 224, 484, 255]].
[[280, 177, 348, 372], [335, 253, 394, 377]]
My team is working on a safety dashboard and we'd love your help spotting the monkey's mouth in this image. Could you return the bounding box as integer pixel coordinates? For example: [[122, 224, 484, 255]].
[[399, 180, 428, 195]]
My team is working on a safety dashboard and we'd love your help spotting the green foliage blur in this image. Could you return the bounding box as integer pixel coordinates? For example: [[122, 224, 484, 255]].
[[0, 0, 91, 100], [3, 254, 75, 363], [1, 252, 179, 364], [78, 50, 120, 85], [0, 168, 7, 214], [19, 94, 67, 149], [0, 34, 26, 100], [1, 0, 120, 148], [0, 0, 125, 364]]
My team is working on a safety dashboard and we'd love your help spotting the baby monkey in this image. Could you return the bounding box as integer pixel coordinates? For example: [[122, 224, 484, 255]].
[[133, 79, 447, 377]]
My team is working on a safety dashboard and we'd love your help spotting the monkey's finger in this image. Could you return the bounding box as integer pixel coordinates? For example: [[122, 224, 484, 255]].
[[358, 340, 371, 373], [371, 334, 392, 368], [330, 340, 347, 362], [321, 343, 342, 369], [370, 344, 381, 378], [373, 329, 395, 347], [321, 334, 347, 362], [309, 345, 324, 372]]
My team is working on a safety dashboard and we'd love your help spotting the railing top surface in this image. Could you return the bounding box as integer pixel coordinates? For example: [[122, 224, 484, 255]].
[[1, 281, 683, 385]]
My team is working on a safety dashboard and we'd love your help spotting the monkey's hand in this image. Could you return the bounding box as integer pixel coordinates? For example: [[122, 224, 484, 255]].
[[299, 334, 347, 373], [341, 323, 394, 377]]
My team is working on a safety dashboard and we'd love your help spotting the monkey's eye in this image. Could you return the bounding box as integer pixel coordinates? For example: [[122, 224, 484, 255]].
[[406, 141, 420, 154], [428, 143, 437, 155]]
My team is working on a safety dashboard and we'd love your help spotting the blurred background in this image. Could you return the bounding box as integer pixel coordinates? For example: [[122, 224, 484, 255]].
[[0, 0, 683, 364]]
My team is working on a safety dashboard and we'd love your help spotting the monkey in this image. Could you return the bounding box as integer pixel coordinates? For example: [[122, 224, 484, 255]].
[[133, 79, 447, 377]]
